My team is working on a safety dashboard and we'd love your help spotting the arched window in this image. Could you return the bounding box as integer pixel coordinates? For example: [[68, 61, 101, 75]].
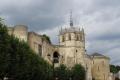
[[53, 51, 60, 63]]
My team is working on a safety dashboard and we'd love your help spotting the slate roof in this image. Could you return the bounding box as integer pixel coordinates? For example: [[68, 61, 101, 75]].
[[91, 52, 110, 59], [84, 54, 92, 59], [91, 53, 105, 56]]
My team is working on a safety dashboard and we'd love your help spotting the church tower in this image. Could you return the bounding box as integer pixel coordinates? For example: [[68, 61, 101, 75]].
[[59, 12, 86, 67]]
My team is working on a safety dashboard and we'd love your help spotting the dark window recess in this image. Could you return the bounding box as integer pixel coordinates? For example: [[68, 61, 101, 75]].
[[62, 36, 64, 42], [38, 45, 42, 56], [69, 34, 71, 40], [102, 61, 104, 66], [53, 52, 59, 63], [76, 50, 78, 52], [98, 66, 99, 71], [76, 35, 79, 40]]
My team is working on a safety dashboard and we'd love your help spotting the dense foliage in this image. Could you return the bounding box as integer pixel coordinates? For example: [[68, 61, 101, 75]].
[[0, 18, 53, 80], [71, 64, 86, 80], [0, 18, 10, 80], [110, 64, 120, 73], [42, 34, 51, 44], [54, 64, 85, 80], [54, 64, 70, 80]]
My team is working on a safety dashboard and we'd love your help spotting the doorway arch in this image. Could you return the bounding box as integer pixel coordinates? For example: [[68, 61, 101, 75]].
[[53, 51, 60, 63]]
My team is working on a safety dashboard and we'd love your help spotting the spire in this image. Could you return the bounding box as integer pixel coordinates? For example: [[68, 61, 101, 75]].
[[70, 10, 73, 27]]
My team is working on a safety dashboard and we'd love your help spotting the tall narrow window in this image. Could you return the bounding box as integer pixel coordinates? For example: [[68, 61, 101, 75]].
[[76, 35, 79, 41], [34, 42, 37, 49], [62, 36, 64, 42], [80, 35, 82, 41], [93, 61, 94, 64], [38, 45, 42, 56], [102, 61, 104, 66], [98, 66, 99, 71], [69, 33, 71, 40]]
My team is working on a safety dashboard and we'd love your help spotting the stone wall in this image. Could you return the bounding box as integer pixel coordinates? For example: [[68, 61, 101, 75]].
[[92, 56, 110, 80], [28, 32, 55, 64], [28, 32, 43, 56], [59, 27, 85, 67], [84, 55, 92, 80], [8, 25, 28, 42]]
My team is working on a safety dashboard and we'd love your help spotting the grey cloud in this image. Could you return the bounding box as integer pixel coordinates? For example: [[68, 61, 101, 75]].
[[0, 0, 72, 31], [0, 0, 120, 65], [86, 39, 120, 65], [94, 0, 120, 7]]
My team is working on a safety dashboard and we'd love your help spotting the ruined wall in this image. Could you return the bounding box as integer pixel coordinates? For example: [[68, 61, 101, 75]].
[[8, 27, 13, 35], [28, 32, 55, 64], [7, 25, 55, 64], [42, 41, 55, 64], [28, 32, 43, 55], [8, 25, 28, 42]]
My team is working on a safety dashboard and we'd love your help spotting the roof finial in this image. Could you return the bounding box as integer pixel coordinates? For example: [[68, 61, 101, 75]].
[[70, 10, 73, 27]]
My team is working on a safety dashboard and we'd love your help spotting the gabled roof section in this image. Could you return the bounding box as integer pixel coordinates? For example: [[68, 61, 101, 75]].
[[91, 52, 110, 59], [91, 53, 105, 56], [84, 54, 92, 59]]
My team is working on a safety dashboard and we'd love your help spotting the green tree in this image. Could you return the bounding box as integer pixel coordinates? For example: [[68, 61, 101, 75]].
[[7, 35, 53, 80], [0, 18, 10, 80], [110, 65, 118, 73], [54, 64, 70, 80], [42, 34, 51, 44], [0, 18, 53, 80], [116, 65, 120, 72], [110, 64, 120, 73], [71, 64, 85, 80]]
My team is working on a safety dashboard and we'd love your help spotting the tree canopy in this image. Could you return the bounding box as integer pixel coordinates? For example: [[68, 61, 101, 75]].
[[54, 64, 70, 80], [54, 64, 85, 80], [0, 18, 53, 80], [110, 64, 120, 73], [42, 34, 51, 44], [71, 64, 86, 80]]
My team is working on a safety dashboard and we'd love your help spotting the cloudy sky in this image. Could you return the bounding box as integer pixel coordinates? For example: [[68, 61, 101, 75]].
[[0, 0, 120, 65]]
